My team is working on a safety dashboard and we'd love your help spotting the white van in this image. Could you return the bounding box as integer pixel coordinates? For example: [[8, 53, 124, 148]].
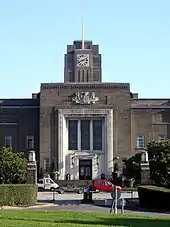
[[38, 177, 64, 194]]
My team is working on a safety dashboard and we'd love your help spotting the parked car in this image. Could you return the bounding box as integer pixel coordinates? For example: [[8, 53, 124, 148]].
[[92, 179, 122, 193], [38, 177, 64, 194], [62, 184, 84, 194]]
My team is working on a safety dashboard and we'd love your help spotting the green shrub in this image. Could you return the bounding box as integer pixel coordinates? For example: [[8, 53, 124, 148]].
[[138, 185, 170, 210], [0, 147, 27, 184], [0, 184, 38, 206]]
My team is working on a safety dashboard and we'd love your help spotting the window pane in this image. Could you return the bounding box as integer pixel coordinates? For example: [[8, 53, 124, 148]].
[[81, 120, 90, 150], [93, 119, 102, 150], [27, 136, 34, 149], [68, 120, 78, 150], [4, 136, 12, 148], [137, 136, 145, 148], [44, 158, 50, 173]]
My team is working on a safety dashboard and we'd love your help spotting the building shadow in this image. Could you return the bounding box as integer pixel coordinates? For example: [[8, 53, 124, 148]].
[[37, 199, 83, 205], [36, 217, 170, 227]]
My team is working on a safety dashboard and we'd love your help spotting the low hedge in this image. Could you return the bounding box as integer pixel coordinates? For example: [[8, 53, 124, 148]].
[[0, 184, 38, 206], [138, 185, 170, 210]]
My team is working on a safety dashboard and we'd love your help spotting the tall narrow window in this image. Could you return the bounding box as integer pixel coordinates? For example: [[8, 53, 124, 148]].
[[105, 96, 108, 105], [81, 120, 90, 150], [44, 158, 50, 173], [78, 70, 80, 82], [68, 120, 78, 150], [82, 70, 85, 82], [93, 119, 103, 150], [4, 136, 12, 148], [26, 135, 34, 149], [136, 135, 145, 148], [87, 70, 89, 82]]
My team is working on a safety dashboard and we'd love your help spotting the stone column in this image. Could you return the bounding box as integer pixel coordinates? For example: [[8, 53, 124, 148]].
[[106, 110, 114, 173], [141, 163, 150, 185], [58, 110, 64, 180], [140, 151, 150, 185], [90, 119, 93, 151], [27, 150, 37, 184], [78, 120, 81, 151], [27, 162, 37, 184]]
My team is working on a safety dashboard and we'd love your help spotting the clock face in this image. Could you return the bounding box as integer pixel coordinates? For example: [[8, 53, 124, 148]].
[[77, 54, 89, 67]]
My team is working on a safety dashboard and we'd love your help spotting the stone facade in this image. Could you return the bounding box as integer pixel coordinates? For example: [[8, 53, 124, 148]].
[[0, 97, 39, 161], [39, 83, 131, 174], [1, 40, 170, 180]]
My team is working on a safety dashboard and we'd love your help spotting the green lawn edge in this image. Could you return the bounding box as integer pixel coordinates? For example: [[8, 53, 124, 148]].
[[0, 210, 170, 227]]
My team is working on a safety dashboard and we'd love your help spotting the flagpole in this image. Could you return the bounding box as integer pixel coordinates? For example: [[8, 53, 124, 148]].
[[82, 0, 85, 49]]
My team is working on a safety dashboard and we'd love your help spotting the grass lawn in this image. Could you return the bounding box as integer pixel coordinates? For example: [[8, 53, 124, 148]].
[[0, 210, 170, 227]]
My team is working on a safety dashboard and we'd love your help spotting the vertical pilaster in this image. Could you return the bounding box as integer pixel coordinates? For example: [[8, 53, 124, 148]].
[[58, 110, 64, 179], [106, 110, 113, 173], [102, 118, 105, 152], [90, 119, 93, 151], [78, 120, 81, 151]]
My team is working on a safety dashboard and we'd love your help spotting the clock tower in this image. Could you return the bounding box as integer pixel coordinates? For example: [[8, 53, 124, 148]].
[[64, 40, 102, 83]]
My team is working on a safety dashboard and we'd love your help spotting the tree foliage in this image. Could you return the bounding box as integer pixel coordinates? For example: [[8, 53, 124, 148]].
[[0, 147, 27, 184], [124, 153, 141, 182], [148, 141, 170, 187], [125, 141, 170, 187]]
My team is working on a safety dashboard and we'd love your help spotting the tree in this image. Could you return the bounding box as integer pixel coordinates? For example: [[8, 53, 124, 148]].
[[147, 141, 170, 187], [0, 147, 27, 184], [125, 141, 170, 187], [124, 153, 141, 182]]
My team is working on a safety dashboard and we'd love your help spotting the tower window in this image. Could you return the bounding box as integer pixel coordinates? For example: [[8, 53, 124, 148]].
[[75, 42, 82, 49], [87, 70, 89, 82], [78, 70, 81, 82]]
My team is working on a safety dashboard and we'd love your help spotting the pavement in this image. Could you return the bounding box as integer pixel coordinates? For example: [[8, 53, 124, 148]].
[[26, 204, 170, 217], [2, 191, 170, 217], [37, 191, 138, 203]]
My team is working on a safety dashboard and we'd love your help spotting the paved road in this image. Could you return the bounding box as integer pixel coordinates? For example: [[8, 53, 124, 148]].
[[35, 192, 170, 217], [38, 191, 138, 202]]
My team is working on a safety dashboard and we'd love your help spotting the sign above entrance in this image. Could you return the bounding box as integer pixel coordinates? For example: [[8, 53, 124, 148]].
[[71, 92, 99, 105]]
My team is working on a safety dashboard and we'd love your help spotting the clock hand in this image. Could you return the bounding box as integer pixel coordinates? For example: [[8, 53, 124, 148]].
[[78, 58, 87, 64], [78, 59, 85, 64]]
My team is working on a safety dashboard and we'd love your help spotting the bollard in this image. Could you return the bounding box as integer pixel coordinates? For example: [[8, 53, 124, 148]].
[[114, 186, 118, 214], [52, 188, 56, 202], [110, 199, 115, 214], [121, 198, 125, 214]]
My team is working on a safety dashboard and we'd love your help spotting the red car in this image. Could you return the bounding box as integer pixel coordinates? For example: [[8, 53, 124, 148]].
[[92, 179, 122, 193]]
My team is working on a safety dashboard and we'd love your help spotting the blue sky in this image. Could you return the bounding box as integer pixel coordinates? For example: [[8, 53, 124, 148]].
[[0, 0, 170, 98]]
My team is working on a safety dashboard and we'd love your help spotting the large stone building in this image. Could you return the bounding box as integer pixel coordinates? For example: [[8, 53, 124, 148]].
[[0, 40, 170, 180]]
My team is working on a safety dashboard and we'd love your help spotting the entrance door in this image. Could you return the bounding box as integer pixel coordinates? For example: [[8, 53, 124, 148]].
[[79, 159, 92, 180]]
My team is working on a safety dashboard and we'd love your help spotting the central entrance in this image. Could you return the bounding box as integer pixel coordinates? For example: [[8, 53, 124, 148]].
[[79, 159, 92, 180]]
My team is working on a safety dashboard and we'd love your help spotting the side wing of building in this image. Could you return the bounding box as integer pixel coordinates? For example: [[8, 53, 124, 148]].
[[0, 96, 40, 160], [131, 97, 170, 154]]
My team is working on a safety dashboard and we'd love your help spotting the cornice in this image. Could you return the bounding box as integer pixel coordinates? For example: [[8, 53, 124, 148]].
[[41, 82, 130, 90]]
